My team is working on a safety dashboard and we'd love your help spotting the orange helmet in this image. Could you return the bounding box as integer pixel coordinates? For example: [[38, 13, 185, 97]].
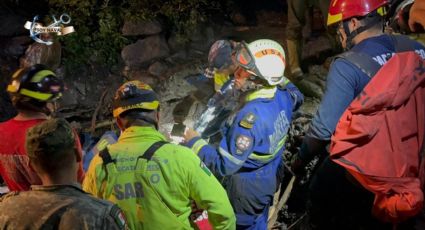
[[327, 0, 389, 26]]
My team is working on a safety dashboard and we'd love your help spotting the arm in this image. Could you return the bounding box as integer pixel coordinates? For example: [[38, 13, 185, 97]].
[[82, 154, 106, 198], [285, 82, 304, 111], [72, 129, 85, 183], [186, 110, 257, 177], [299, 59, 358, 162], [103, 205, 129, 230], [186, 152, 236, 230]]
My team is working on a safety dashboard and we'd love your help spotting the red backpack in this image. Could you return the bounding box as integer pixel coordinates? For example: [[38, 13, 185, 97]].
[[330, 35, 425, 223]]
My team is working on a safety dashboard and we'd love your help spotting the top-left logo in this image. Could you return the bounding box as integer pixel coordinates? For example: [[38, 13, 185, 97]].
[[24, 14, 75, 45]]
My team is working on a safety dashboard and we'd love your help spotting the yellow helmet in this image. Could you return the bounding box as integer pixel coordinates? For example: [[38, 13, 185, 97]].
[[112, 80, 159, 118]]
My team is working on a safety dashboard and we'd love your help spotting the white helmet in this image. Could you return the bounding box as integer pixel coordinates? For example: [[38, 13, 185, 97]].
[[235, 39, 286, 86]]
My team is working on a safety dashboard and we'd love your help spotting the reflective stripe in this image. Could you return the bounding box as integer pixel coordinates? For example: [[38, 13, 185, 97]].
[[31, 70, 56, 82], [248, 136, 287, 162], [283, 78, 290, 86], [377, 6, 387, 17], [191, 139, 208, 155], [113, 101, 159, 117], [218, 147, 245, 166], [20, 88, 52, 101], [327, 12, 342, 26], [246, 87, 277, 102]]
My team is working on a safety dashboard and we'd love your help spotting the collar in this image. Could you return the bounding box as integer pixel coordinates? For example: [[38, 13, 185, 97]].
[[245, 86, 277, 102], [119, 126, 166, 143], [30, 183, 83, 192]]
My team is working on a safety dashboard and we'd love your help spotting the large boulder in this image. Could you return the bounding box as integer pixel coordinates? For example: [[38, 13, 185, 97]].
[[121, 35, 170, 68], [148, 61, 168, 77], [127, 69, 159, 88], [167, 33, 187, 53], [0, 36, 31, 58], [122, 20, 162, 36], [188, 26, 215, 52]]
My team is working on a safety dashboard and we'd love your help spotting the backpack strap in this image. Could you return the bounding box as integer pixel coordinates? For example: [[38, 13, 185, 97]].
[[99, 148, 116, 166], [391, 34, 416, 53], [140, 141, 168, 161], [336, 35, 417, 78], [337, 51, 381, 78], [99, 141, 168, 165]]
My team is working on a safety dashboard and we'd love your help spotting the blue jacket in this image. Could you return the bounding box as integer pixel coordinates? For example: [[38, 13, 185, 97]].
[[186, 82, 303, 227], [187, 83, 303, 175]]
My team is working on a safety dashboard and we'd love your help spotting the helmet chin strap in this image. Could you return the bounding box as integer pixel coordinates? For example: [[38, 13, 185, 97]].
[[342, 15, 382, 50], [141, 116, 159, 130]]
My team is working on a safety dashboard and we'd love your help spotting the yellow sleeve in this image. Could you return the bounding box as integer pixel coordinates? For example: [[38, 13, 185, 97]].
[[213, 73, 230, 92], [187, 152, 236, 230], [82, 154, 105, 198]]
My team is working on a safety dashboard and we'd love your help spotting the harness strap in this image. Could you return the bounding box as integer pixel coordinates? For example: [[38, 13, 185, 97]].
[[99, 148, 115, 165], [391, 35, 416, 53], [140, 141, 168, 161], [99, 141, 168, 165], [336, 35, 417, 78], [337, 51, 381, 78]]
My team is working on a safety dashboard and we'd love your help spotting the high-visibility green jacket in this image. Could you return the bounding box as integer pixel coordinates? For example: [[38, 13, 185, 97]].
[[83, 126, 235, 230]]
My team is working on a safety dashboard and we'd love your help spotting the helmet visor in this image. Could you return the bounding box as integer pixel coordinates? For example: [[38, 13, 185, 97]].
[[235, 42, 262, 77]]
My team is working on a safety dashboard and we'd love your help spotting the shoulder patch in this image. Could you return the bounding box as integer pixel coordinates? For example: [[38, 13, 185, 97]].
[[110, 205, 128, 229], [239, 112, 256, 129], [235, 135, 252, 154]]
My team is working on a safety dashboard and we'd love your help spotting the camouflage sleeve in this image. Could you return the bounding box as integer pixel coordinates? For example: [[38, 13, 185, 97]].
[[102, 205, 129, 230]]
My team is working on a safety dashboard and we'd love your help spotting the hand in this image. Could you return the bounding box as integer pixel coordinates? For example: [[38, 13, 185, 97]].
[[183, 128, 200, 143], [290, 153, 306, 177]]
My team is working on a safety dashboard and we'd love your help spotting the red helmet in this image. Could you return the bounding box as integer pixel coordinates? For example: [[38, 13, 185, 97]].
[[327, 0, 389, 26]]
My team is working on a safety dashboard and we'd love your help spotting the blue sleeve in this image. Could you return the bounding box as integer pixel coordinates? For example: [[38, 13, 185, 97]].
[[285, 82, 304, 112], [307, 59, 359, 141], [186, 110, 257, 177]]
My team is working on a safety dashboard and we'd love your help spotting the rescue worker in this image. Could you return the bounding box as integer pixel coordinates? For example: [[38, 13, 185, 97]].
[[0, 64, 84, 191], [173, 39, 239, 128], [204, 39, 239, 91], [83, 80, 236, 230], [184, 39, 304, 229], [0, 118, 128, 229], [286, 0, 333, 78], [290, 0, 425, 228], [192, 39, 243, 139]]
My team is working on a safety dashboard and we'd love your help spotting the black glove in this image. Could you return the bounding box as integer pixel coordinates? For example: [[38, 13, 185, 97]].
[[290, 153, 307, 177]]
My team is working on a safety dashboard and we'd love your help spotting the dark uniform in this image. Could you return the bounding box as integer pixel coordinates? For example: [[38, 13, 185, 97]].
[[0, 184, 127, 230], [286, 0, 336, 77]]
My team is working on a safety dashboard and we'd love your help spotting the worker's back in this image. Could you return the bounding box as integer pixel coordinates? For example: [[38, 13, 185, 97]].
[[83, 126, 235, 230]]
